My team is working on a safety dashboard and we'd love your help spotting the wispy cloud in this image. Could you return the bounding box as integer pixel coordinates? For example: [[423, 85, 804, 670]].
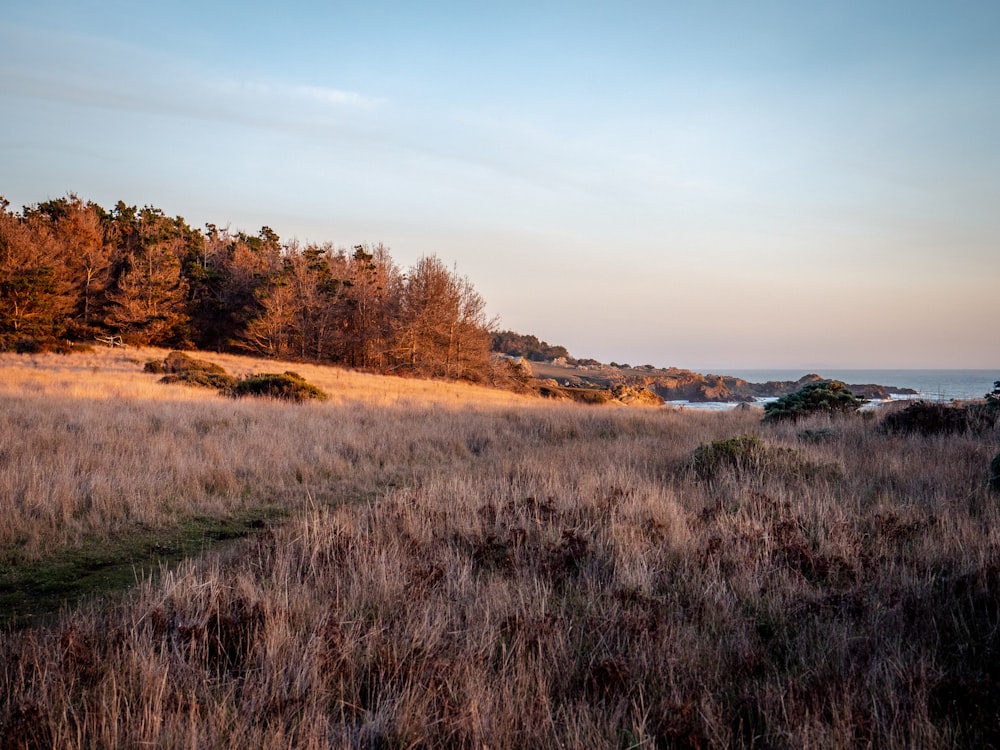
[[0, 23, 386, 130], [213, 79, 385, 111], [291, 84, 383, 109]]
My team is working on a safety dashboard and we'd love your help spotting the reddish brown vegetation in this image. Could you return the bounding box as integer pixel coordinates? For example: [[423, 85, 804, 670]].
[[1, 352, 999, 747]]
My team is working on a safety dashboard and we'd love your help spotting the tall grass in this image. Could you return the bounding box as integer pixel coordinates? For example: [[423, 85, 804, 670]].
[[0, 348, 535, 560], [1, 349, 999, 747]]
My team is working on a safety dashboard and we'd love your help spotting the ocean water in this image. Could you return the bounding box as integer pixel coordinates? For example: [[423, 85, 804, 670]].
[[668, 369, 999, 410]]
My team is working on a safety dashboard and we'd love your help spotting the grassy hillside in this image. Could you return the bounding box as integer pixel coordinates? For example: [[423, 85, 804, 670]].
[[1, 348, 998, 747]]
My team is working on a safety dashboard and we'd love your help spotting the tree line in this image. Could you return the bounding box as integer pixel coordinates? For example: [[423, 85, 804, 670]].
[[491, 330, 571, 362], [0, 194, 498, 381]]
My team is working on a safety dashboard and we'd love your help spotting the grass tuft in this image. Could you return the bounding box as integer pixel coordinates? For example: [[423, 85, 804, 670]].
[[692, 434, 767, 480]]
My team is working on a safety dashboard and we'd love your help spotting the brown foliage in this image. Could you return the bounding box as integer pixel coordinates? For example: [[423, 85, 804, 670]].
[[3, 195, 495, 382], [0, 202, 76, 337]]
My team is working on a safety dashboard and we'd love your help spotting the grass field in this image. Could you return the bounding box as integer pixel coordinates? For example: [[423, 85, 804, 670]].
[[1, 348, 998, 748]]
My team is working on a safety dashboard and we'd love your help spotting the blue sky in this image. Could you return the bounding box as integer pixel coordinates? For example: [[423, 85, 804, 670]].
[[2, 1, 998, 369]]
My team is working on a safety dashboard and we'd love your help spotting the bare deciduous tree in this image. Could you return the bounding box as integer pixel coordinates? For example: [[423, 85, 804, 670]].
[[391, 255, 494, 380]]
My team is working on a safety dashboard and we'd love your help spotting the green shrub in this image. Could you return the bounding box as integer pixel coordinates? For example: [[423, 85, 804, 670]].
[[763, 380, 865, 422], [146, 355, 326, 401], [986, 381, 1000, 412], [145, 351, 228, 376], [146, 352, 237, 392], [160, 371, 238, 391], [164, 351, 227, 375], [551, 387, 610, 405], [880, 401, 983, 436], [14, 337, 46, 354], [692, 435, 767, 480], [231, 372, 328, 402], [990, 453, 1000, 493]]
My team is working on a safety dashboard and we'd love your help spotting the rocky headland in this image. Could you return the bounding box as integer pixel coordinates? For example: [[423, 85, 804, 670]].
[[520, 359, 917, 405]]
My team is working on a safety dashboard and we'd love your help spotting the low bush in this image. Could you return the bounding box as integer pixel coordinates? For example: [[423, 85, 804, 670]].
[[986, 381, 1000, 422], [763, 380, 865, 422], [3, 336, 95, 355], [145, 351, 228, 376], [146, 352, 236, 391], [160, 371, 238, 391], [537, 386, 611, 404], [231, 372, 328, 402], [880, 401, 983, 436], [990, 453, 1000, 493], [692, 434, 767, 480], [14, 337, 47, 354], [987, 380, 1000, 404], [169, 352, 226, 375], [145, 353, 327, 401]]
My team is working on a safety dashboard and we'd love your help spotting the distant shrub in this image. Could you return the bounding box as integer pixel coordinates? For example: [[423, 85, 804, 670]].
[[763, 380, 865, 422], [537, 384, 570, 401], [144, 353, 325, 400], [986, 381, 1000, 412], [880, 401, 984, 436], [491, 330, 571, 362], [145, 351, 227, 376], [990, 453, 1000, 493], [798, 427, 836, 443], [160, 371, 238, 391], [163, 351, 227, 375], [145, 351, 237, 392], [881, 380, 1000, 435], [14, 337, 46, 354], [692, 435, 767, 480], [9, 336, 91, 355], [490, 357, 535, 394], [559, 387, 610, 405], [231, 372, 328, 402]]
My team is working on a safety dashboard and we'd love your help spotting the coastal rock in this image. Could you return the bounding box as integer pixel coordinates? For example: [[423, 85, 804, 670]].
[[525, 360, 917, 404], [611, 384, 665, 406]]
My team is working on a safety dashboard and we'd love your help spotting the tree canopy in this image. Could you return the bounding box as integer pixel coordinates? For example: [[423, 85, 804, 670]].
[[0, 194, 496, 382], [491, 330, 570, 362]]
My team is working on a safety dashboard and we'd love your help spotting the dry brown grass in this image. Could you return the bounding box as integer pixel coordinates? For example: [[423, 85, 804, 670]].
[[2, 349, 999, 748], [0, 348, 536, 560]]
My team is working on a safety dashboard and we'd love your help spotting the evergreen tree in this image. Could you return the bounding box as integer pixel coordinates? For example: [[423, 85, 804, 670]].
[[104, 207, 190, 345], [25, 195, 113, 332], [0, 199, 77, 338]]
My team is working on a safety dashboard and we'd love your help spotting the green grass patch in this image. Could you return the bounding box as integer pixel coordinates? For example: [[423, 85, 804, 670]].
[[0, 507, 285, 631]]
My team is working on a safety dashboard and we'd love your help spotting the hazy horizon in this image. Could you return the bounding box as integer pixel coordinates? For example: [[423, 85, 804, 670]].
[[3, 1, 997, 369]]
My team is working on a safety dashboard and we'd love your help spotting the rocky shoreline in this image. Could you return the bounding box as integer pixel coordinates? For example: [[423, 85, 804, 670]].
[[519, 359, 918, 405]]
